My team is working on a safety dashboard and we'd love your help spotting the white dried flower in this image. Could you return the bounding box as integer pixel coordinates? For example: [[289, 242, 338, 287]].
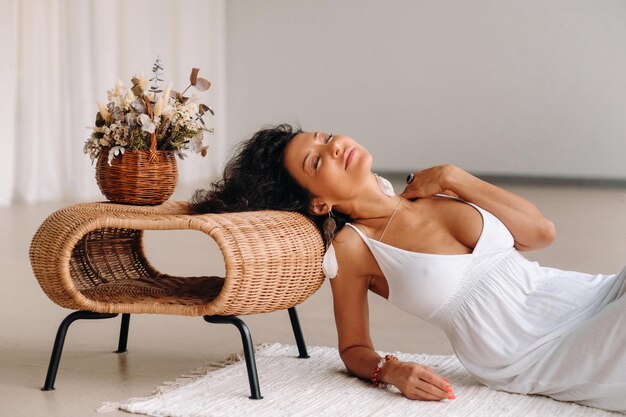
[[163, 82, 172, 104], [97, 101, 110, 121], [154, 97, 164, 117], [114, 79, 124, 96], [107, 146, 125, 165], [138, 71, 148, 91]]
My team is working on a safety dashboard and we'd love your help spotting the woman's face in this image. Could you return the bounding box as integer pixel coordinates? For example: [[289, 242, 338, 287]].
[[283, 131, 372, 214]]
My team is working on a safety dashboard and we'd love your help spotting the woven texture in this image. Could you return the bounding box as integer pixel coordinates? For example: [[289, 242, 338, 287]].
[[96, 149, 178, 205], [29, 201, 325, 316], [101, 343, 623, 417]]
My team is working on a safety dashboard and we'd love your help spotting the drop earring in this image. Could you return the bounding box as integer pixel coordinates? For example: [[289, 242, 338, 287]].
[[323, 210, 337, 248]]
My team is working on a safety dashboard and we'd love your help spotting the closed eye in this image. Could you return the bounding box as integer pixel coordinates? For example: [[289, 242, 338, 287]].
[[313, 134, 334, 170]]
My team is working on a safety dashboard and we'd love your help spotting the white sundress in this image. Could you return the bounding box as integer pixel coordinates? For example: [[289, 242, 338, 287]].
[[323, 194, 626, 413]]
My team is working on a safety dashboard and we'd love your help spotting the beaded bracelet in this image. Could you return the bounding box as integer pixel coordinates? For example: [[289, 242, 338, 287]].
[[372, 354, 398, 387]]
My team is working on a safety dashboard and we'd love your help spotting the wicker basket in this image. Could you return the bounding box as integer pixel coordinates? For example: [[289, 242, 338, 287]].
[[96, 148, 178, 205]]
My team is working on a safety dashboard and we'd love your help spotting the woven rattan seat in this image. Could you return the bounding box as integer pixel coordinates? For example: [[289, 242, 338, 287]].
[[30, 201, 324, 315], [29, 201, 325, 398]]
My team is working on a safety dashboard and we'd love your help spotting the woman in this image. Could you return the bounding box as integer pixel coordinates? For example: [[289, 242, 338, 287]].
[[191, 124, 626, 413]]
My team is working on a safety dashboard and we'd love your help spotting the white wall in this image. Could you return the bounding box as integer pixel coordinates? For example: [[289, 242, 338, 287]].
[[225, 0, 626, 180]]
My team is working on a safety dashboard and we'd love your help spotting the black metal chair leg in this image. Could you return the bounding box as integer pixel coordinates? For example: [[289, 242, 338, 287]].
[[42, 311, 118, 391], [288, 307, 310, 358], [116, 313, 131, 353], [204, 315, 262, 399]]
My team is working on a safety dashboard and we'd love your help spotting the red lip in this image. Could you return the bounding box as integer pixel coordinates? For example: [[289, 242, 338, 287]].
[[344, 148, 356, 169]]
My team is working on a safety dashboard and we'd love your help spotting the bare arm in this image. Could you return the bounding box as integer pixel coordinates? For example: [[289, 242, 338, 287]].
[[402, 164, 556, 251], [444, 165, 556, 251], [329, 229, 384, 378], [331, 228, 453, 401]]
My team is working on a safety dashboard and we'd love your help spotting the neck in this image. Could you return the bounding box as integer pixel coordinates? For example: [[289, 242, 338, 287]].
[[334, 174, 404, 226]]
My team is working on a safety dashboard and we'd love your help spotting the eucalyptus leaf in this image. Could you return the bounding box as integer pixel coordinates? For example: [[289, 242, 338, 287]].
[[192, 131, 204, 149], [190, 68, 200, 85], [138, 114, 156, 133], [126, 113, 136, 128], [131, 84, 143, 97], [131, 100, 146, 114], [153, 57, 164, 72], [194, 77, 211, 91], [111, 108, 126, 122]]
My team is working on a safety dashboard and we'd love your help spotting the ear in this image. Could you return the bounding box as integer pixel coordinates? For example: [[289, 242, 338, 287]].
[[309, 198, 331, 216]]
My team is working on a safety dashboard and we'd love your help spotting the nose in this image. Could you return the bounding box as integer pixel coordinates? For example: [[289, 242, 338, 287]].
[[330, 140, 341, 158]]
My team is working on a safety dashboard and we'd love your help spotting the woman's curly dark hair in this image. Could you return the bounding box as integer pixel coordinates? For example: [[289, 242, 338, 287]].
[[189, 124, 350, 242]]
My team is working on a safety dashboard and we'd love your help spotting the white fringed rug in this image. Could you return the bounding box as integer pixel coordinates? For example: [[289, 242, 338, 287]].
[[99, 343, 622, 417]]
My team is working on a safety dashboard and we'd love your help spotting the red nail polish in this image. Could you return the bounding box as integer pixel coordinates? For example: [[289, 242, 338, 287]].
[[444, 386, 453, 392], [448, 394, 456, 400]]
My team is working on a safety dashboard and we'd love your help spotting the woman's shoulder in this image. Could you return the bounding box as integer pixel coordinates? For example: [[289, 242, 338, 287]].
[[331, 224, 374, 277], [333, 224, 367, 256]]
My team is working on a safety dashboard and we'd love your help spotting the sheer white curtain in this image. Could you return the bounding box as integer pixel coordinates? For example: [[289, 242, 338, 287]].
[[0, 0, 225, 206]]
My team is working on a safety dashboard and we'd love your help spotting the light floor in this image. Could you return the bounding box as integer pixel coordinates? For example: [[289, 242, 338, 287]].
[[1, 178, 625, 417]]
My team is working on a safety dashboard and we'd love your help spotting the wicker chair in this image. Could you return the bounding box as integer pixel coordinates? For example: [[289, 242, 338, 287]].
[[29, 201, 325, 399]]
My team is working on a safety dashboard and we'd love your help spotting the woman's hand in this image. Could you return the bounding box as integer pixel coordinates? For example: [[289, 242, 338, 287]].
[[405, 164, 556, 250], [400, 164, 458, 200], [381, 360, 455, 401]]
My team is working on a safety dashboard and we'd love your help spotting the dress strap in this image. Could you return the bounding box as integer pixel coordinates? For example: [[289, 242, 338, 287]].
[[345, 223, 371, 242]]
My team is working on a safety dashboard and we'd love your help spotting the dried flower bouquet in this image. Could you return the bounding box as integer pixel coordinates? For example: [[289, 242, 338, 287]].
[[84, 57, 214, 165]]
